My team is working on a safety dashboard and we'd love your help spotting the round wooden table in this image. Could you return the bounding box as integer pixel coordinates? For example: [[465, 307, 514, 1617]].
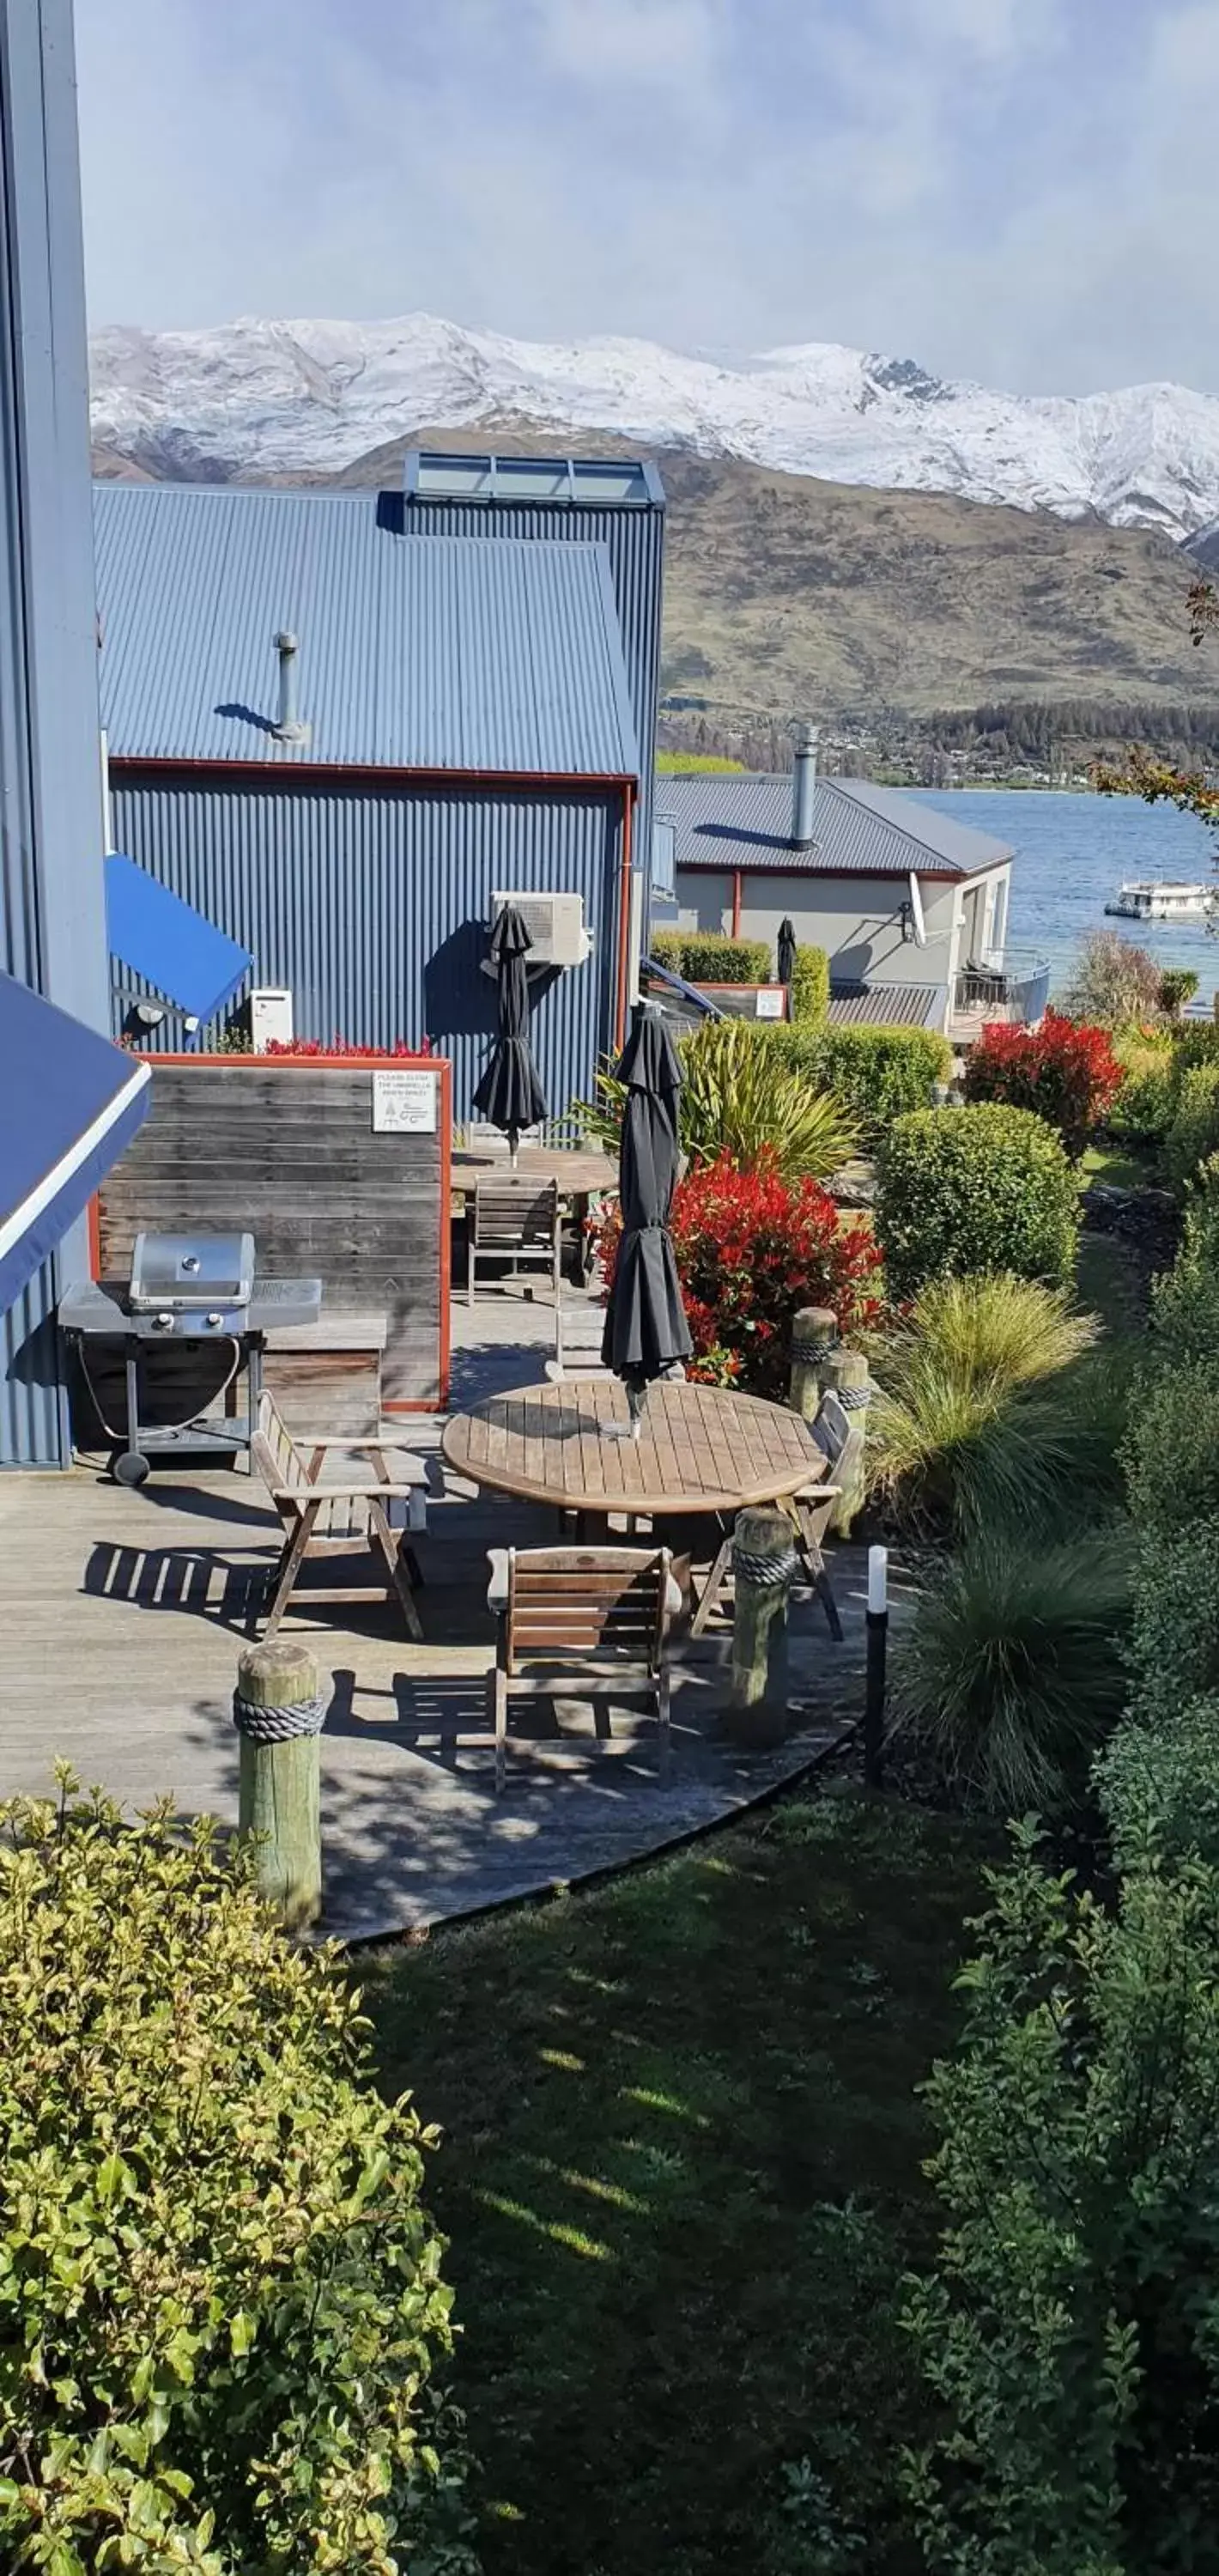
[[441, 1376, 825, 1517]]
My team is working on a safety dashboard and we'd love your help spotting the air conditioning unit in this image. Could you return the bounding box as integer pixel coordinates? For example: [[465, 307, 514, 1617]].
[[490, 890, 591, 969], [250, 987, 294, 1049]]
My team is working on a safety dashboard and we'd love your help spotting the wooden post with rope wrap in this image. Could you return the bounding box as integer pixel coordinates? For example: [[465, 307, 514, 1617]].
[[726, 1504, 797, 1747], [234, 1640, 325, 1930], [816, 1346, 872, 1535], [787, 1306, 839, 1424]]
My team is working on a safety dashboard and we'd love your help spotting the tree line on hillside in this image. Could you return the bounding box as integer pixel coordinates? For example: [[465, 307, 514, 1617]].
[[658, 698, 1219, 783]]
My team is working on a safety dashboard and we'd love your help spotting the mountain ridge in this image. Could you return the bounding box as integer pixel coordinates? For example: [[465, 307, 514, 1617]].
[[88, 310, 1219, 541]]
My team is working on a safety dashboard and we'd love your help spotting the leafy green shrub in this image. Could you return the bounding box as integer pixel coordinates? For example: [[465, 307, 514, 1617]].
[[769, 1023, 952, 1144], [1128, 1516, 1219, 1727], [0, 1778, 474, 2576], [904, 1818, 1219, 2573], [1163, 1060, 1219, 1192], [1158, 965, 1199, 1018], [1097, 1697, 1219, 1870], [579, 1017, 858, 1182], [895, 1531, 1131, 1815], [650, 929, 771, 986], [876, 1104, 1079, 1298], [788, 943, 829, 1027], [1123, 1354, 1219, 1531], [868, 1273, 1101, 1533], [1106, 1055, 1174, 1142], [1149, 1155, 1219, 1362], [1167, 1019, 1219, 1078]]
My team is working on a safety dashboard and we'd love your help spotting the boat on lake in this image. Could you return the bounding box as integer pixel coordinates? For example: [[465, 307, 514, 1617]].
[[1104, 880, 1215, 922]]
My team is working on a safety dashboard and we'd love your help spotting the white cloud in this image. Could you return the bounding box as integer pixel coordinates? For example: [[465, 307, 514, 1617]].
[[535, 0, 723, 89], [72, 0, 1219, 397]]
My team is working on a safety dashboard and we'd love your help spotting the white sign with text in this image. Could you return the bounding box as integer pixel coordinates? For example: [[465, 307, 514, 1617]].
[[372, 1069, 438, 1134]]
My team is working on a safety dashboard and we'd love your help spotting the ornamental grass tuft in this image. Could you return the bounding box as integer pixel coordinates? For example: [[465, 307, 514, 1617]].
[[895, 1529, 1133, 1816]]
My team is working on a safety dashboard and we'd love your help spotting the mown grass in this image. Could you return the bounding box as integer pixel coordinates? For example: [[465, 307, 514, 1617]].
[[363, 1794, 989, 2576]]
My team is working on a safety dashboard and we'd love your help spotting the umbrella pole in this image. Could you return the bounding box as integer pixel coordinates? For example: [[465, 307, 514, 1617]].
[[509, 1129, 519, 1170]]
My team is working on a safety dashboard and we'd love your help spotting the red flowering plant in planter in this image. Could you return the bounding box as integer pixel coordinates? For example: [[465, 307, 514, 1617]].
[[600, 1149, 884, 1397], [962, 1008, 1121, 1159], [263, 1035, 432, 1058]]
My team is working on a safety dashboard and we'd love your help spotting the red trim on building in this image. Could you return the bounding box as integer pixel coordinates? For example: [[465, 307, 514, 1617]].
[[109, 756, 637, 792]]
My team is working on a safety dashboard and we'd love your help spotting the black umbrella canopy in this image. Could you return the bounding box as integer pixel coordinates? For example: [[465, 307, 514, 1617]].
[[473, 903, 547, 1160], [602, 1000, 693, 1395], [777, 917, 798, 986]]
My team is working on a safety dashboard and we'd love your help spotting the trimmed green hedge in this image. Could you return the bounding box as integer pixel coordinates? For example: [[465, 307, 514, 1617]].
[[651, 931, 771, 986], [1164, 1062, 1219, 1194], [0, 1779, 474, 2574], [767, 1022, 953, 1142], [876, 1103, 1079, 1297], [789, 944, 830, 1027]]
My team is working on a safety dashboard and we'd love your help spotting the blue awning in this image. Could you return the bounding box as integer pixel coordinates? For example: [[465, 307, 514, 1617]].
[[105, 853, 251, 1031], [0, 971, 150, 1312]]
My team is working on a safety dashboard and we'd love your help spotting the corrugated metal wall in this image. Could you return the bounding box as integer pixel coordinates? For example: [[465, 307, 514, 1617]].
[[112, 775, 625, 1116], [403, 495, 664, 859], [0, 0, 111, 1467]]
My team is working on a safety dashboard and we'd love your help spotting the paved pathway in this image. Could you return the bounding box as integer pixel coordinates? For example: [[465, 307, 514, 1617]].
[[0, 1291, 896, 1941]]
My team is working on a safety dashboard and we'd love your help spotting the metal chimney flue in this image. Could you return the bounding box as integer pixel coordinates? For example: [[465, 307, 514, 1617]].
[[272, 630, 310, 745], [791, 721, 818, 847]]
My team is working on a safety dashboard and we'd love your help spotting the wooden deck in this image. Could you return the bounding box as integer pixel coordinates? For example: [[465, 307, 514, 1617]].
[[0, 1294, 888, 1941]]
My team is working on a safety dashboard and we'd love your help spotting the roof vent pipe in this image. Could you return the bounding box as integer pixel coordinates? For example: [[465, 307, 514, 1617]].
[[272, 630, 309, 744], [791, 721, 818, 847]]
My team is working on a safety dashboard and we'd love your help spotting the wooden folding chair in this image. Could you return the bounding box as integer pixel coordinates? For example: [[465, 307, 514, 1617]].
[[485, 1544, 680, 1790], [251, 1389, 428, 1641], [689, 1390, 849, 1638], [467, 1178, 562, 1310]]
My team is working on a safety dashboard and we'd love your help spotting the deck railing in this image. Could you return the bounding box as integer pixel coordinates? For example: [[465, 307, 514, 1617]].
[[954, 947, 1051, 1027]]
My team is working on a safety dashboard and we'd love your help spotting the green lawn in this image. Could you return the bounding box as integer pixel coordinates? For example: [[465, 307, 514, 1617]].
[[363, 1794, 988, 2576], [1080, 1138, 1159, 1192]]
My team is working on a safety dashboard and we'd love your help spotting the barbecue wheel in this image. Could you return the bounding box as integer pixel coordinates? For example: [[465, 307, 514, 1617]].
[[112, 1449, 151, 1488]]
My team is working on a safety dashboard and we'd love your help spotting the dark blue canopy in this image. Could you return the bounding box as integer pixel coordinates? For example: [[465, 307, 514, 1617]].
[[0, 971, 150, 1312], [105, 853, 251, 1033]]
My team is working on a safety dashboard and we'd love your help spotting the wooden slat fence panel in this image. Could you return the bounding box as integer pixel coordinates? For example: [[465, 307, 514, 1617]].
[[96, 1059, 451, 1408]]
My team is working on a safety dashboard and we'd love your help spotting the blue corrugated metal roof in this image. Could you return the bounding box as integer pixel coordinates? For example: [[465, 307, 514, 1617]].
[[657, 772, 1012, 880], [94, 484, 640, 777]]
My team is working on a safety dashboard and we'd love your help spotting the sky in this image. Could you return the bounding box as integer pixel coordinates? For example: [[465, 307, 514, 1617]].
[[73, 0, 1219, 397]]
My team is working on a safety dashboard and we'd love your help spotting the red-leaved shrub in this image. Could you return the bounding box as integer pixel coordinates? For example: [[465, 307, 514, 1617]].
[[603, 1150, 883, 1397], [962, 1009, 1121, 1157], [263, 1036, 432, 1058]]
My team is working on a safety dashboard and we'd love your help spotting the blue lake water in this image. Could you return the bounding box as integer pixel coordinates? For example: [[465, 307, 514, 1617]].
[[913, 790, 1219, 1003]]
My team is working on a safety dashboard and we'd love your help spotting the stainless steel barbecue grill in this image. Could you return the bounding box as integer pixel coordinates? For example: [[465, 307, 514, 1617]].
[[60, 1230, 322, 1485]]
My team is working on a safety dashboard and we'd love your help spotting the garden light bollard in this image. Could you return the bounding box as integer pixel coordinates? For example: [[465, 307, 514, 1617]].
[[729, 1505, 798, 1743], [818, 1346, 872, 1535], [864, 1546, 888, 1791], [788, 1305, 839, 1424], [234, 1639, 326, 1931]]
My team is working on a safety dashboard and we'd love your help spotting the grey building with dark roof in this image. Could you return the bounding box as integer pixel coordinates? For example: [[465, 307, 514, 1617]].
[[657, 739, 1017, 1035], [95, 461, 664, 1117]]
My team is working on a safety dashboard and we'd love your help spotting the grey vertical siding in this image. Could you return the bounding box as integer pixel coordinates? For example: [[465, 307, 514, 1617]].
[[112, 775, 625, 1115], [0, 0, 110, 1467], [403, 495, 664, 854]]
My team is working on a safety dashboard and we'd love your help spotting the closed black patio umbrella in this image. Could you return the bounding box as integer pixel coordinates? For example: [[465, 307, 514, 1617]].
[[602, 999, 693, 1435], [473, 903, 547, 1166], [777, 917, 798, 987]]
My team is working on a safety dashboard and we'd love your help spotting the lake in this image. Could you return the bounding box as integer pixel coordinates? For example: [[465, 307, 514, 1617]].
[[914, 789, 1219, 1005]]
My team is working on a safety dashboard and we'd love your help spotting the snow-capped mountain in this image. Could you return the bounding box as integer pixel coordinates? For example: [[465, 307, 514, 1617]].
[[87, 312, 1219, 540]]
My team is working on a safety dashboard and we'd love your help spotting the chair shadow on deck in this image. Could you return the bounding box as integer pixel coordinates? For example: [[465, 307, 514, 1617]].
[[324, 1662, 681, 1785], [82, 1538, 270, 1633]]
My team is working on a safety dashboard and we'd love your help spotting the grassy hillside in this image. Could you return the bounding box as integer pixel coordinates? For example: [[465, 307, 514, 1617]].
[[91, 413, 1211, 728]]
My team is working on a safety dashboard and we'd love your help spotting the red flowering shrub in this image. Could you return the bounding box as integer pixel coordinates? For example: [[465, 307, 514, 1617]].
[[962, 1010, 1121, 1157], [602, 1150, 883, 1396], [263, 1035, 432, 1059]]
